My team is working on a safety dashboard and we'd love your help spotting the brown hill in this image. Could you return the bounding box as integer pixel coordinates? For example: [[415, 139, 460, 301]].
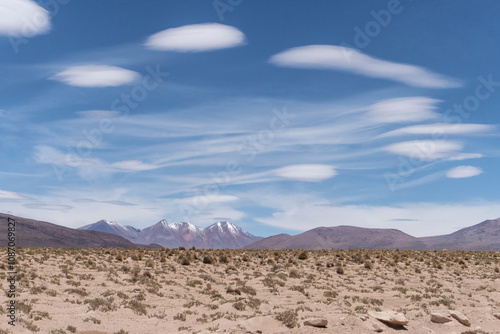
[[0, 213, 157, 248], [420, 217, 500, 250], [246, 218, 500, 250], [246, 225, 425, 250]]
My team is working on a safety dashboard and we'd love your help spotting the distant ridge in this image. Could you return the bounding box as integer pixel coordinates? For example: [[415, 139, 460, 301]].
[[80, 219, 263, 249], [245, 225, 425, 250], [245, 218, 500, 250], [3, 212, 500, 250], [0, 213, 159, 249]]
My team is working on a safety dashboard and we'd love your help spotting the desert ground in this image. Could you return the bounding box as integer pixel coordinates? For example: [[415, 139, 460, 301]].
[[1, 248, 500, 334]]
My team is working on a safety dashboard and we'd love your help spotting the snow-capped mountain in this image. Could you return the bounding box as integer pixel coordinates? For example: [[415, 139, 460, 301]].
[[139, 220, 205, 248], [79, 219, 262, 249], [79, 219, 142, 242], [203, 221, 261, 249]]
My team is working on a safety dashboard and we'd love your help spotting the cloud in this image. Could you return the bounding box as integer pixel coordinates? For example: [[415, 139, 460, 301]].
[[274, 164, 337, 182], [446, 166, 484, 178], [269, 45, 461, 88], [51, 65, 140, 87], [256, 196, 500, 237], [76, 110, 120, 118], [23, 203, 73, 211], [367, 97, 440, 123], [176, 195, 239, 205], [73, 199, 137, 206], [446, 153, 483, 161], [0, 189, 31, 201], [110, 160, 160, 171], [145, 23, 246, 52], [0, 0, 50, 36], [34, 145, 97, 168], [383, 140, 464, 161], [380, 123, 496, 137]]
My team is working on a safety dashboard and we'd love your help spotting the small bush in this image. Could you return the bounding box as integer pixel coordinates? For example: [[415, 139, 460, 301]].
[[233, 301, 246, 311], [275, 309, 299, 328], [203, 256, 214, 264], [298, 251, 308, 260]]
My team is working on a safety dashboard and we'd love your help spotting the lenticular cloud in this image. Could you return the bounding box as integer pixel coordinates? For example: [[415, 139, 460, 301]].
[[145, 23, 246, 52], [0, 0, 50, 36], [269, 45, 461, 88], [51, 65, 140, 87]]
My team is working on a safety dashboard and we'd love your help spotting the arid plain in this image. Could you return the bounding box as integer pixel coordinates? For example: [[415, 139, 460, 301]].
[[1, 248, 500, 334]]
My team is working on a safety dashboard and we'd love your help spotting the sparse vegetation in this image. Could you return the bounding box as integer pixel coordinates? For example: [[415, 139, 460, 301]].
[[4, 247, 500, 333]]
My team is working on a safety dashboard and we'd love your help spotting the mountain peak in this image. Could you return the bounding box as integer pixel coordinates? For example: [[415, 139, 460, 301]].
[[82, 218, 261, 249]]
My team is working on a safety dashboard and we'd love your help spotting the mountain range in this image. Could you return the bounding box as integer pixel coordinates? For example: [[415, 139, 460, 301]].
[[0, 213, 158, 249], [245, 218, 500, 251], [2, 212, 500, 250], [79, 219, 263, 249]]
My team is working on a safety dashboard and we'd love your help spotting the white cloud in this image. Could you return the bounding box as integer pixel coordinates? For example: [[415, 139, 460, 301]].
[[446, 166, 483, 179], [446, 153, 483, 161], [0, 0, 50, 36], [145, 23, 246, 52], [110, 160, 160, 171], [51, 65, 140, 87], [251, 191, 500, 237], [269, 45, 461, 88], [274, 164, 337, 182], [176, 194, 239, 205], [34, 145, 96, 168], [367, 97, 440, 123], [23, 203, 73, 211], [76, 110, 120, 118], [0, 189, 31, 201], [380, 123, 496, 137], [383, 140, 464, 161]]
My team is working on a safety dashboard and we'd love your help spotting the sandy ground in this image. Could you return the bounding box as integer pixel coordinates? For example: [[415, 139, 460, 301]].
[[1, 248, 500, 334]]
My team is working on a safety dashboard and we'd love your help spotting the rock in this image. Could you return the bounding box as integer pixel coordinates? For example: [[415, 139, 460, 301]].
[[450, 311, 471, 327], [431, 312, 452, 323], [372, 322, 383, 332], [494, 313, 500, 320], [461, 329, 489, 334], [360, 314, 369, 321], [303, 319, 328, 327], [368, 311, 409, 326]]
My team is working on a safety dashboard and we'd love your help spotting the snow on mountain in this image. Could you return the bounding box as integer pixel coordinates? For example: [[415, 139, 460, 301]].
[[79, 219, 262, 249], [78, 219, 142, 242]]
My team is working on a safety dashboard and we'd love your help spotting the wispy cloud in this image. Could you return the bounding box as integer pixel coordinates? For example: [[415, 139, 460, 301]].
[[446, 165, 484, 178], [446, 153, 483, 161], [23, 203, 73, 211], [380, 123, 497, 137], [383, 140, 464, 161], [274, 164, 337, 182], [367, 97, 441, 123], [269, 45, 461, 88], [0, 0, 50, 36], [145, 23, 246, 52], [76, 110, 121, 118], [250, 189, 500, 237], [73, 199, 137, 206], [51, 65, 140, 87], [110, 160, 160, 172], [0, 189, 32, 201], [175, 195, 239, 205]]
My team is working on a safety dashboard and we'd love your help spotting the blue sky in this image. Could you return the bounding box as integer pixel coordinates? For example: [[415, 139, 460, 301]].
[[1, 0, 499, 237]]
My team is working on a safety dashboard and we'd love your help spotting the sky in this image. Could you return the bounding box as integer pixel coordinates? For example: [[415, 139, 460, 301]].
[[0, 0, 499, 238]]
